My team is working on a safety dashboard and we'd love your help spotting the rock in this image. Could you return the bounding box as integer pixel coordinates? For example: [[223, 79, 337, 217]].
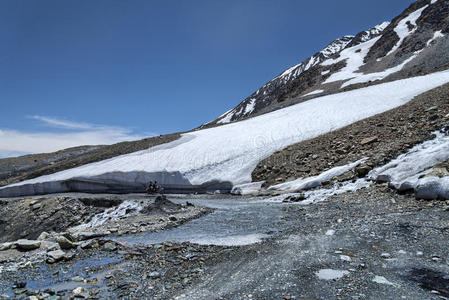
[[376, 174, 391, 183], [0, 242, 13, 251], [425, 167, 449, 178], [75, 231, 108, 241], [13, 281, 26, 289], [37, 232, 51, 241], [148, 271, 161, 279], [169, 215, 177, 222], [46, 250, 66, 263], [79, 239, 97, 249], [29, 200, 39, 206], [16, 239, 41, 251], [380, 252, 391, 259], [360, 136, 378, 145], [72, 287, 84, 296], [355, 164, 372, 178], [64, 251, 75, 261], [31, 203, 41, 210], [103, 242, 117, 251], [55, 236, 75, 250], [40, 241, 60, 251], [71, 276, 84, 282]]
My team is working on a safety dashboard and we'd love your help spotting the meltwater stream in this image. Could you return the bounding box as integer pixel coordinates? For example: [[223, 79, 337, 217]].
[[112, 195, 291, 246]]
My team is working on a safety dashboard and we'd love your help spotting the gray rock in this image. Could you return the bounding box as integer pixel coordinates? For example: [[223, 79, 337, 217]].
[[40, 241, 60, 251], [46, 250, 65, 263], [75, 231, 108, 241], [0, 242, 13, 251], [103, 242, 117, 251], [37, 231, 51, 241], [72, 287, 84, 296], [55, 236, 75, 250], [31, 203, 41, 210], [148, 271, 161, 279], [79, 239, 97, 249], [16, 239, 41, 251], [71, 276, 84, 282], [355, 165, 372, 178]]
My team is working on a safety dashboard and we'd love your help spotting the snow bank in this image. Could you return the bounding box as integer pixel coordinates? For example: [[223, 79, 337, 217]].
[[368, 131, 449, 199], [368, 131, 449, 188], [231, 181, 264, 195], [268, 158, 367, 192], [2, 71, 449, 197]]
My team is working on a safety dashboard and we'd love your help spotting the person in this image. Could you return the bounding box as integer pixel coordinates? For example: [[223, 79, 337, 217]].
[[145, 180, 163, 194]]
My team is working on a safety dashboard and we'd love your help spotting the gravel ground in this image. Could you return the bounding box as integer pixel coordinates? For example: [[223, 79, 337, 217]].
[[174, 186, 449, 300], [0, 186, 447, 299]]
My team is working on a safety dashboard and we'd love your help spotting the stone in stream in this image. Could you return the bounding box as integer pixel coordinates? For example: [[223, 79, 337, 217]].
[[103, 242, 118, 251], [79, 239, 97, 249], [16, 239, 41, 251], [46, 250, 66, 263], [72, 287, 84, 296]]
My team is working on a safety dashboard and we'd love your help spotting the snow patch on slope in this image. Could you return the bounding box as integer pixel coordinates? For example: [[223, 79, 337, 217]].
[[386, 5, 428, 56], [244, 98, 256, 115], [427, 30, 445, 47], [341, 52, 419, 88], [322, 37, 381, 84]]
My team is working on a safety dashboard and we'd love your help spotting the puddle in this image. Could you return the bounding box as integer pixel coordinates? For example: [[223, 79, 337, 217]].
[[0, 254, 122, 298]]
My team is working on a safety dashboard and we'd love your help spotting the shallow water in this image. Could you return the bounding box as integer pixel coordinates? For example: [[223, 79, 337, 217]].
[[113, 195, 290, 246]]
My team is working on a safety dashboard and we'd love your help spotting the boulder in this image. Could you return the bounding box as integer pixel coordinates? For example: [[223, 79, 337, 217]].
[[355, 164, 372, 178], [40, 241, 60, 251], [55, 236, 75, 250], [46, 250, 65, 264], [16, 239, 41, 251], [0, 242, 13, 251]]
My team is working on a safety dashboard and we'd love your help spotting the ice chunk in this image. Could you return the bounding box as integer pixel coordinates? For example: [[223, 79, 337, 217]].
[[316, 269, 349, 280]]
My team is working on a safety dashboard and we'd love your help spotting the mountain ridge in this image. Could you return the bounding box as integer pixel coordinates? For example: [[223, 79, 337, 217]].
[[207, 0, 448, 126]]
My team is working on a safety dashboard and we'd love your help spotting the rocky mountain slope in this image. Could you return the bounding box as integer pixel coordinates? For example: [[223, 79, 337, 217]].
[[208, 0, 449, 126]]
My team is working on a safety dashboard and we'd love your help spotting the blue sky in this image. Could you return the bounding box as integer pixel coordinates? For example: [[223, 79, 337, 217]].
[[0, 0, 413, 157]]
